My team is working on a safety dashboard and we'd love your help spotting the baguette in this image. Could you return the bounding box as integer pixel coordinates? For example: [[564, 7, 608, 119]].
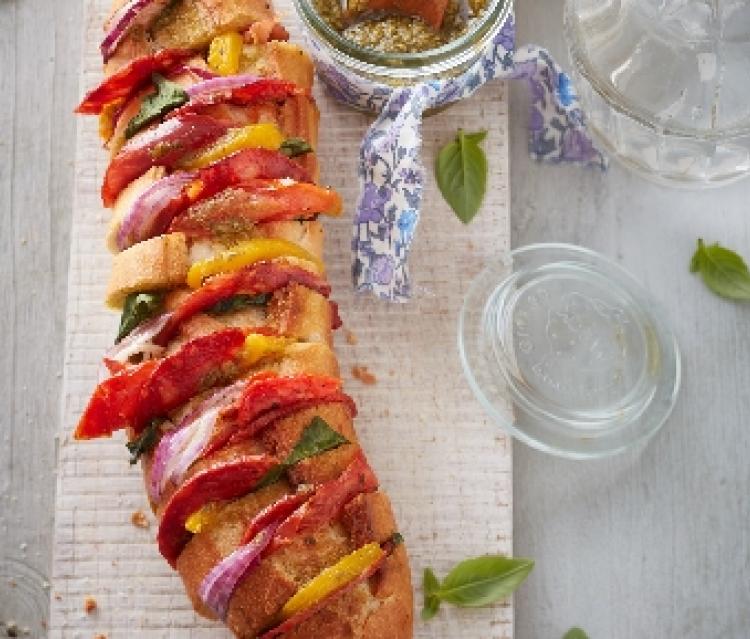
[[75, 2, 414, 638]]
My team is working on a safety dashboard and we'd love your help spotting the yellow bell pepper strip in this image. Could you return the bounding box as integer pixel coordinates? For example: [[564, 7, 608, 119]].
[[280, 542, 385, 619], [207, 32, 244, 76], [178, 124, 285, 170], [186, 238, 322, 289], [259, 533, 405, 639], [185, 502, 224, 534], [244, 334, 294, 367]]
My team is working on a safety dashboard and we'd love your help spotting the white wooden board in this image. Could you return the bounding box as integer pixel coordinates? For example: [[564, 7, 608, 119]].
[[49, 1, 513, 637]]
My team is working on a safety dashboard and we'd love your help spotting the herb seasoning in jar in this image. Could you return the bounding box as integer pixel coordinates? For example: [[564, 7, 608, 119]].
[[293, 0, 511, 113], [312, 0, 490, 53]]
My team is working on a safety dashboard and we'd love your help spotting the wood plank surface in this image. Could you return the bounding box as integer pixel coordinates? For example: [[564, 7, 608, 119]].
[[44, 1, 512, 638]]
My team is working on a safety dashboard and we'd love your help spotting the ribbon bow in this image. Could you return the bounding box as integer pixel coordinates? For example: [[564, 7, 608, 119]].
[[309, 15, 606, 301]]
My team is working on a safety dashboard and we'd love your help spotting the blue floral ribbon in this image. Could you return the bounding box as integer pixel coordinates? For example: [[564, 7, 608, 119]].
[[309, 15, 606, 301]]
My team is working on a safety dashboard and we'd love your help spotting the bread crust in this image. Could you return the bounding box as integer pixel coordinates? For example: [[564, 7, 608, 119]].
[[106, 221, 325, 305]]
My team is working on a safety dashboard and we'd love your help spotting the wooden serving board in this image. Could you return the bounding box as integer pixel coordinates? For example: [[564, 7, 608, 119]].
[[49, 1, 514, 637]]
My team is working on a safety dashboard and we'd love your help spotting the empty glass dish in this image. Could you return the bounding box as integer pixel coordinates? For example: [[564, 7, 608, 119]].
[[459, 244, 681, 459], [565, 0, 750, 187]]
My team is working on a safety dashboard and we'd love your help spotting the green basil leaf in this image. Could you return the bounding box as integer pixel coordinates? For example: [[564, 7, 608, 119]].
[[435, 555, 534, 607], [563, 628, 589, 639], [255, 417, 349, 489], [116, 292, 165, 343], [284, 416, 349, 466], [126, 419, 162, 465], [254, 464, 286, 491], [280, 137, 313, 158], [206, 293, 272, 316], [435, 129, 488, 224], [690, 239, 750, 301], [125, 73, 189, 140], [421, 568, 442, 620]]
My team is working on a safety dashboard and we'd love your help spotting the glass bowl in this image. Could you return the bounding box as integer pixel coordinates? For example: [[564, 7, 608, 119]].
[[459, 244, 681, 459], [293, 0, 512, 110], [564, 0, 750, 187]]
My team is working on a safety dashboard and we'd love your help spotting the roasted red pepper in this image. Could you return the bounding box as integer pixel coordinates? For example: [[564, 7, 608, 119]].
[[240, 491, 312, 546], [205, 375, 356, 456], [258, 540, 395, 639], [153, 261, 332, 346], [268, 452, 378, 554], [74, 328, 246, 439], [102, 114, 228, 206], [74, 360, 158, 440], [168, 180, 343, 238], [118, 148, 313, 248], [157, 454, 277, 567], [169, 77, 306, 120], [76, 49, 192, 115]]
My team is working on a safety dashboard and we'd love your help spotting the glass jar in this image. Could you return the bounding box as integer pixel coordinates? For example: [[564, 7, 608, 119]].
[[459, 244, 681, 459], [292, 0, 513, 112], [565, 0, 750, 187]]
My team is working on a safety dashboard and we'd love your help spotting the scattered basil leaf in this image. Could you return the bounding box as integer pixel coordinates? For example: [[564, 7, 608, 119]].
[[116, 292, 165, 343], [421, 568, 442, 621], [126, 419, 162, 465], [690, 238, 750, 301], [255, 417, 349, 489], [206, 293, 272, 316], [421, 555, 533, 619], [563, 628, 589, 639], [280, 137, 313, 158], [435, 129, 488, 224], [125, 73, 189, 140]]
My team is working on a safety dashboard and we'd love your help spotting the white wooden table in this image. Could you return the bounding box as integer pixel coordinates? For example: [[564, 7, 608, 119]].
[[1, 0, 748, 637]]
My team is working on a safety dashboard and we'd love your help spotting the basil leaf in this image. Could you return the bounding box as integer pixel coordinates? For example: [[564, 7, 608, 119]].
[[125, 73, 189, 140], [280, 137, 313, 158], [284, 416, 349, 466], [690, 239, 750, 301], [563, 628, 589, 639], [255, 417, 349, 489], [435, 129, 488, 224], [434, 555, 533, 607], [254, 464, 286, 490], [116, 292, 165, 343], [206, 293, 272, 316], [421, 568, 442, 620], [126, 419, 162, 465]]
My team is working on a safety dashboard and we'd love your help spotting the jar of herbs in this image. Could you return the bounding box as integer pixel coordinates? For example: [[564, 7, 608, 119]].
[[292, 0, 513, 113]]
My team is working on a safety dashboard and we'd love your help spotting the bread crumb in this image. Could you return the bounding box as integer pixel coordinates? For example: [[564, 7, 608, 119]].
[[54, 593, 63, 601], [352, 365, 377, 385], [83, 596, 97, 615], [94, 635, 108, 639], [345, 330, 358, 345], [131, 510, 150, 529]]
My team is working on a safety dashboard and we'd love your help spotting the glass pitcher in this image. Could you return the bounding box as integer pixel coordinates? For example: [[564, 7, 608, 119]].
[[565, 0, 750, 187]]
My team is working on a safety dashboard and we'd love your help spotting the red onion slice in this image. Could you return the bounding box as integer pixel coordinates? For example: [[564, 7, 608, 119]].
[[199, 521, 280, 620], [104, 312, 173, 365], [101, 0, 172, 62], [149, 381, 246, 501], [185, 75, 264, 100], [117, 171, 196, 250], [176, 65, 220, 81]]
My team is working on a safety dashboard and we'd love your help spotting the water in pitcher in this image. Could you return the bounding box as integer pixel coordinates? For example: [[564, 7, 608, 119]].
[[565, 0, 750, 186]]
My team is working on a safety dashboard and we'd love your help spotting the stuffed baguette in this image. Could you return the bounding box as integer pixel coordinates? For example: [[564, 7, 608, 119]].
[[73, 1, 413, 637]]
